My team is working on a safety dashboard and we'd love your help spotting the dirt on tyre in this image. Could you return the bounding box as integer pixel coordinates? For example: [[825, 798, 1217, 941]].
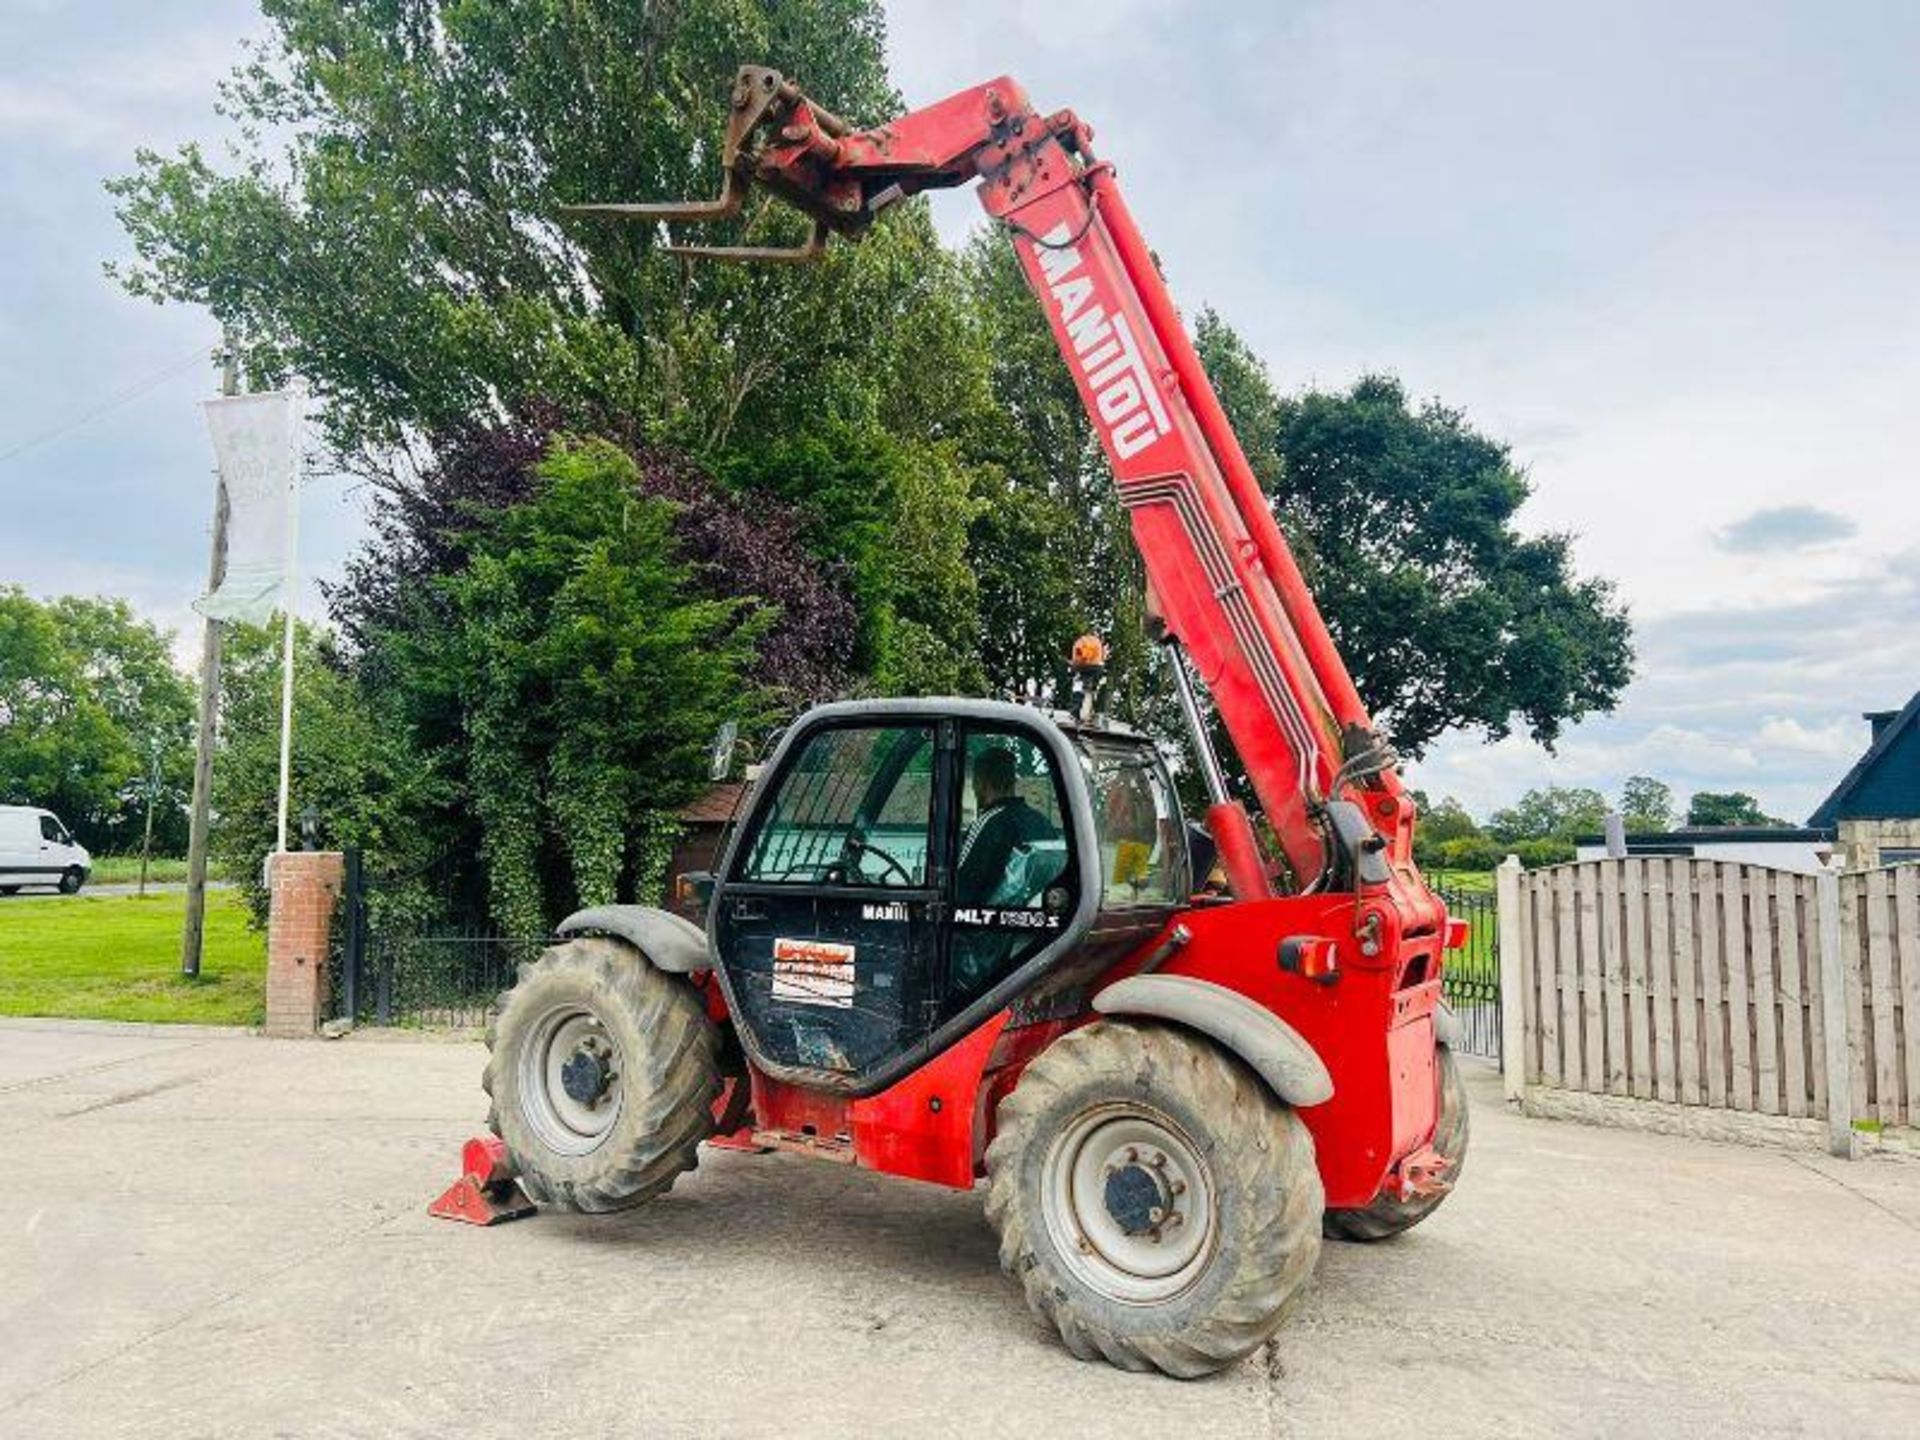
[[1322, 1044, 1468, 1242], [984, 1019, 1323, 1378], [484, 935, 721, 1213]]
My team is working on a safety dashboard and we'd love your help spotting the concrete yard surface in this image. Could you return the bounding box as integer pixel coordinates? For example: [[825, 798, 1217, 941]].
[[2, 1019, 1917, 1439]]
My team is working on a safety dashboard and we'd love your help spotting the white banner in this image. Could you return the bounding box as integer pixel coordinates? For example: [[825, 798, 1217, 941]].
[[195, 389, 299, 625]]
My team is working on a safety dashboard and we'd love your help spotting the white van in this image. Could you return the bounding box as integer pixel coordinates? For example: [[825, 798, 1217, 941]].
[[0, 806, 92, 895]]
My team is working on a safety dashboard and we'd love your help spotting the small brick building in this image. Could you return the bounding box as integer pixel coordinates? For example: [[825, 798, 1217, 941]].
[[1810, 693, 1920, 870]]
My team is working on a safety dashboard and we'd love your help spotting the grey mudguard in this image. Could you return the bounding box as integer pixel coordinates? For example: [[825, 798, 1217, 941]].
[[555, 905, 710, 974], [1092, 974, 1334, 1108]]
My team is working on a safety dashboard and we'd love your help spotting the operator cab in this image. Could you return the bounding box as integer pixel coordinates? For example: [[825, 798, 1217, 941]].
[[707, 698, 1186, 1094]]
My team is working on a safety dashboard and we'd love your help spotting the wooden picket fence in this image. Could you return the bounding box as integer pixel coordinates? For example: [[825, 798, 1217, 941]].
[[1494, 857, 1920, 1145]]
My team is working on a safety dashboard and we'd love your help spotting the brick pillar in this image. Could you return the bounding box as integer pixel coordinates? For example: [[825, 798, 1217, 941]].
[[264, 850, 345, 1037]]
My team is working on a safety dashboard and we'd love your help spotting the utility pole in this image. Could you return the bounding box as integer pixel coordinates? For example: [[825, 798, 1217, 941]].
[[181, 337, 236, 977], [137, 740, 161, 899]]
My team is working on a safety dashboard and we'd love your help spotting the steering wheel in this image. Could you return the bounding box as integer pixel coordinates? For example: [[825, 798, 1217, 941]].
[[843, 837, 915, 888]]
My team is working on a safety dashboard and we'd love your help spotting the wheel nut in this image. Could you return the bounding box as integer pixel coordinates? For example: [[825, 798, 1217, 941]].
[[1171, 1179, 1187, 1196], [1126, 1147, 1139, 1163], [1150, 1151, 1167, 1169], [1148, 1206, 1166, 1224]]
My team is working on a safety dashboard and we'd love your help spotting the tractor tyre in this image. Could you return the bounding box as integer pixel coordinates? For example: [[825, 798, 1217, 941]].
[[984, 1020, 1323, 1379], [1322, 1045, 1469, 1242], [484, 935, 721, 1213]]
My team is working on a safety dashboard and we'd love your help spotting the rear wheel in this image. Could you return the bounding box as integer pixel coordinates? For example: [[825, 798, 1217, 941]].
[[984, 1021, 1323, 1378], [1323, 1045, 1469, 1242], [484, 936, 720, 1212]]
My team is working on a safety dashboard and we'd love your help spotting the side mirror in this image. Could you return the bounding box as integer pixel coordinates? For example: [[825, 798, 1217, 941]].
[[709, 720, 740, 781]]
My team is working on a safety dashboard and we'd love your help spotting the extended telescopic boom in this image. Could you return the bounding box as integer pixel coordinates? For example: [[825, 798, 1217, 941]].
[[569, 66, 1438, 931]]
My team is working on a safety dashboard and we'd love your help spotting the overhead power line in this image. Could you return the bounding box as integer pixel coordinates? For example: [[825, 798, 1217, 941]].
[[0, 347, 211, 467]]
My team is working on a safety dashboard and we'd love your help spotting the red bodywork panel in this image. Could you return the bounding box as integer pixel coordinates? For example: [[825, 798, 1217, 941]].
[[745, 1014, 1008, 1190], [716, 890, 1443, 1209]]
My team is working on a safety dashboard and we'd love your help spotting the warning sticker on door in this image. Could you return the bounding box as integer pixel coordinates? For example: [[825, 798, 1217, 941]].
[[771, 937, 856, 1008]]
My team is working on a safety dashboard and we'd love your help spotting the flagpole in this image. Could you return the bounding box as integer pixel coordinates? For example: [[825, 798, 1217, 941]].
[[274, 385, 304, 854]]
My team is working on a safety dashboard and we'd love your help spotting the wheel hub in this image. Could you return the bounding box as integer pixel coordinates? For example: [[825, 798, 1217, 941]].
[[560, 1043, 614, 1106], [1102, 1162, 1171, 1236]]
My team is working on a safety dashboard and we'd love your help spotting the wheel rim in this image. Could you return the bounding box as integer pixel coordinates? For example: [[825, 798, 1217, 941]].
[[518, 1003, 625, 1155], [1043, 1103, 1218, 1305]]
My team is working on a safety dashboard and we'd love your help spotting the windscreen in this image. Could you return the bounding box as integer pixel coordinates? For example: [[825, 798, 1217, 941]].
[[1080, 739, 1187, 908]]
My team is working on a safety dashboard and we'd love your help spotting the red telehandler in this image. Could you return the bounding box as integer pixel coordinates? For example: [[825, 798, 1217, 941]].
[[465, 65, 1469, 1378]]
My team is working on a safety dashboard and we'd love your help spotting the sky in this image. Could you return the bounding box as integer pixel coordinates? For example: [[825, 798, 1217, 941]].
[[2, 1, 1915, 824]]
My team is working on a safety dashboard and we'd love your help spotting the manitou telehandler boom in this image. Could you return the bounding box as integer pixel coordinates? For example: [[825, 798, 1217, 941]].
[[461, 65, 1469, 1379]]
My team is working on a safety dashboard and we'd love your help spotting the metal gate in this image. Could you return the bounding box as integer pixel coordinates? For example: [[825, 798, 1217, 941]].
[[332, 848, 549, 1027], [1438, 885, 1501, 1061]]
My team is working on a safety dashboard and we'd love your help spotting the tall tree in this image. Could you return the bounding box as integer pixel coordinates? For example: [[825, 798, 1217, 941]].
[[108, 0, 979, 468], [0, 589, 130, 830], [0, 589, 194, 853], [1409, 791, 1482, 844], [1488, 785, 1610, 843], [1216, 361, 1633, 758], [332, 409, 858, 706], [1687, 791, 1780, 828], [441, 441, 771, 931], [1620, 775, 1676, 833], [213, 620, 430, 922], [327, 428, 835, 932], [45, 597, 196, 854]]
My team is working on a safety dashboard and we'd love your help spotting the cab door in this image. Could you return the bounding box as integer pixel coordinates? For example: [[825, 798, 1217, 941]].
[[710, 720, 951, 1084]]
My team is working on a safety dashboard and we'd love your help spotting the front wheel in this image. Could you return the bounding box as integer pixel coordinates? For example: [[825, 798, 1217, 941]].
[[484, 936, 721, 1213], [984, 1021, 1323, 1378], [59, 868, 84, 894], [1323, 1045, 1469, 1242]]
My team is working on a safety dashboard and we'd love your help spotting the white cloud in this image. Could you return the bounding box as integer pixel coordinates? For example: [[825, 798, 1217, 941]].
[[1755, 716, 1865, 760], [0, 28, 255, 157]]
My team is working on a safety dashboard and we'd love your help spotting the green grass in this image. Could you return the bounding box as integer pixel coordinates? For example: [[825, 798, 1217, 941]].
[[87, 855, 230, 886], [0, 890, 266, 1025], [1428, 868, 1497, 895]]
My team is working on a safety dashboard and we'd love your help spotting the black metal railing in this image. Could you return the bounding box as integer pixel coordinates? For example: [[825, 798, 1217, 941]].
[[331, 847, 550, 1027], [1437, 885, 1501, 1061]]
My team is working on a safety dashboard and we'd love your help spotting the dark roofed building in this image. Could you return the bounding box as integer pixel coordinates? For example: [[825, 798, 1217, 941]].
[[1809, 693, 1920, 869]]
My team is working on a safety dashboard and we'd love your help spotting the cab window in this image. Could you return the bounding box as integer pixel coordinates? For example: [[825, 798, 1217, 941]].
[[955, 730, 1071, 909], [738, 725, 932, 888], [40, 815, 68, 845], [948, 728, 1077, 1004], [1082, 742, 1185, 907]]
